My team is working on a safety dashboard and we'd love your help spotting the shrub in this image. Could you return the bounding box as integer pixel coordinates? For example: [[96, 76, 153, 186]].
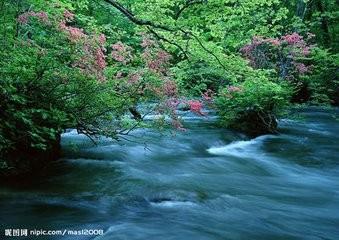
[[240, 33, 314, 80], [215, 75, 291, 136]]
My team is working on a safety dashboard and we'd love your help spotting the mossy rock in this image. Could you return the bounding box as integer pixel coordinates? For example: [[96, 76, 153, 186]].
[[230, 110, 278, 137]]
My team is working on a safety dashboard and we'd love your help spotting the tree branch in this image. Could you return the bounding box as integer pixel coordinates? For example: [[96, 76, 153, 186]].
[[146, 26, 189, 60], [103, 0, 226, 71], [175, 0, 207, 20], [179, 28, 227, 71], [104, 0, 174, 32]]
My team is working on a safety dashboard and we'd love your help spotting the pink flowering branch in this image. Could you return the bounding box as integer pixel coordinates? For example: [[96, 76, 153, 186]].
[[188, 100, 206, 116], [18, 11, 49, 24], [111, 41, 133, 64], [240, 32, 314, 78]]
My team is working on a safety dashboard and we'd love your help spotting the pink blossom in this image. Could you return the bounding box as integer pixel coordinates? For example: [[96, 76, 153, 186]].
[[58, 20, 67, 30], [240, 33, 313, 79], [128, 72, 141, 84], [144, 49, 171, 73], [35, 12, 48, 22], [240, 45, 253, 55], [67, 26, 86, 42], [112, 53, 126, 63], [295, 63, 309, 74], [59, 21, 86, 42], [157, 50, 171, 62], [63, 10, 75, 22], [111, 42, 126, 51], [166, 98, 180, 109], [266, 38, 280, 46], [147, 60, 160, 72], [95, 48, 106, 70], [111, 42, 131, 64], [98, 34, 106, 45], [301, 46, 311, 56], [17, 13, 29, 24], [141, 35, 156, 48], [17, 11, 49, 24], [188, 100, 205, 115], [163, 80, 177, 97], [281, 32, 303, 45], [72, 40, 107, 82]]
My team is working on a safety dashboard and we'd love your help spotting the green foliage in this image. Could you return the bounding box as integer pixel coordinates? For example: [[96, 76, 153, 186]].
[[172, 60, 226, 96], [0, 0, 171, 171], [215, 74, 292, 135], [304, 47, 339, 104]]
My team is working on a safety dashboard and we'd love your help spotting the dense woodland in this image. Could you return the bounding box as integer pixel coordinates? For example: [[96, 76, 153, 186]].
[[0, 0, 338, 177]]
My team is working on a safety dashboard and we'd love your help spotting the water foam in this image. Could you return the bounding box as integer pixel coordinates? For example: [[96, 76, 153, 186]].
[[150, 200, 196, 208], [207, 135, 272, 156]]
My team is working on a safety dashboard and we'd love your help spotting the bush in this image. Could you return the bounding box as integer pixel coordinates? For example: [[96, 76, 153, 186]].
[[240, 33, 315, 103], [215, 75, 291, 136], [240, 33, 314, 80]]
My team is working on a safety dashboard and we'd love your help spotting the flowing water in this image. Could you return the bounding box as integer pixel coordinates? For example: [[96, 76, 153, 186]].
[[1, 107, 339, 240]]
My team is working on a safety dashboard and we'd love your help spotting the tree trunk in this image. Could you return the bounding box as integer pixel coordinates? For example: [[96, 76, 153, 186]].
[[296, 0, 307, 20], [315, 0, 331, 47]]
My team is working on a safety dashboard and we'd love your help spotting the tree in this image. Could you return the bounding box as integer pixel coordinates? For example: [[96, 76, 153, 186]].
[[0, 0, 182, 176]]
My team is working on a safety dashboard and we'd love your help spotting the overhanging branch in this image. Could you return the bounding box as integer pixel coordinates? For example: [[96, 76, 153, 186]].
[[104, 0, 174, 32], [146, 26, 189, 60], [175, 0, 207, 20], [103, 0, 226, 71]]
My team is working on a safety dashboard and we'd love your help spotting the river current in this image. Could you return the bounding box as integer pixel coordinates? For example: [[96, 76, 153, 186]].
[[1, 107, 338, 240]]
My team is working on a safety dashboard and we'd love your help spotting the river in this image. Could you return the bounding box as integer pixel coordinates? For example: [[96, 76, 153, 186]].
[[1, 107, 338, 240]]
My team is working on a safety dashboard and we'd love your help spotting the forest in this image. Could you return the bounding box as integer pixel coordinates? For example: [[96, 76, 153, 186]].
[[0, 0, 338, 239]]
